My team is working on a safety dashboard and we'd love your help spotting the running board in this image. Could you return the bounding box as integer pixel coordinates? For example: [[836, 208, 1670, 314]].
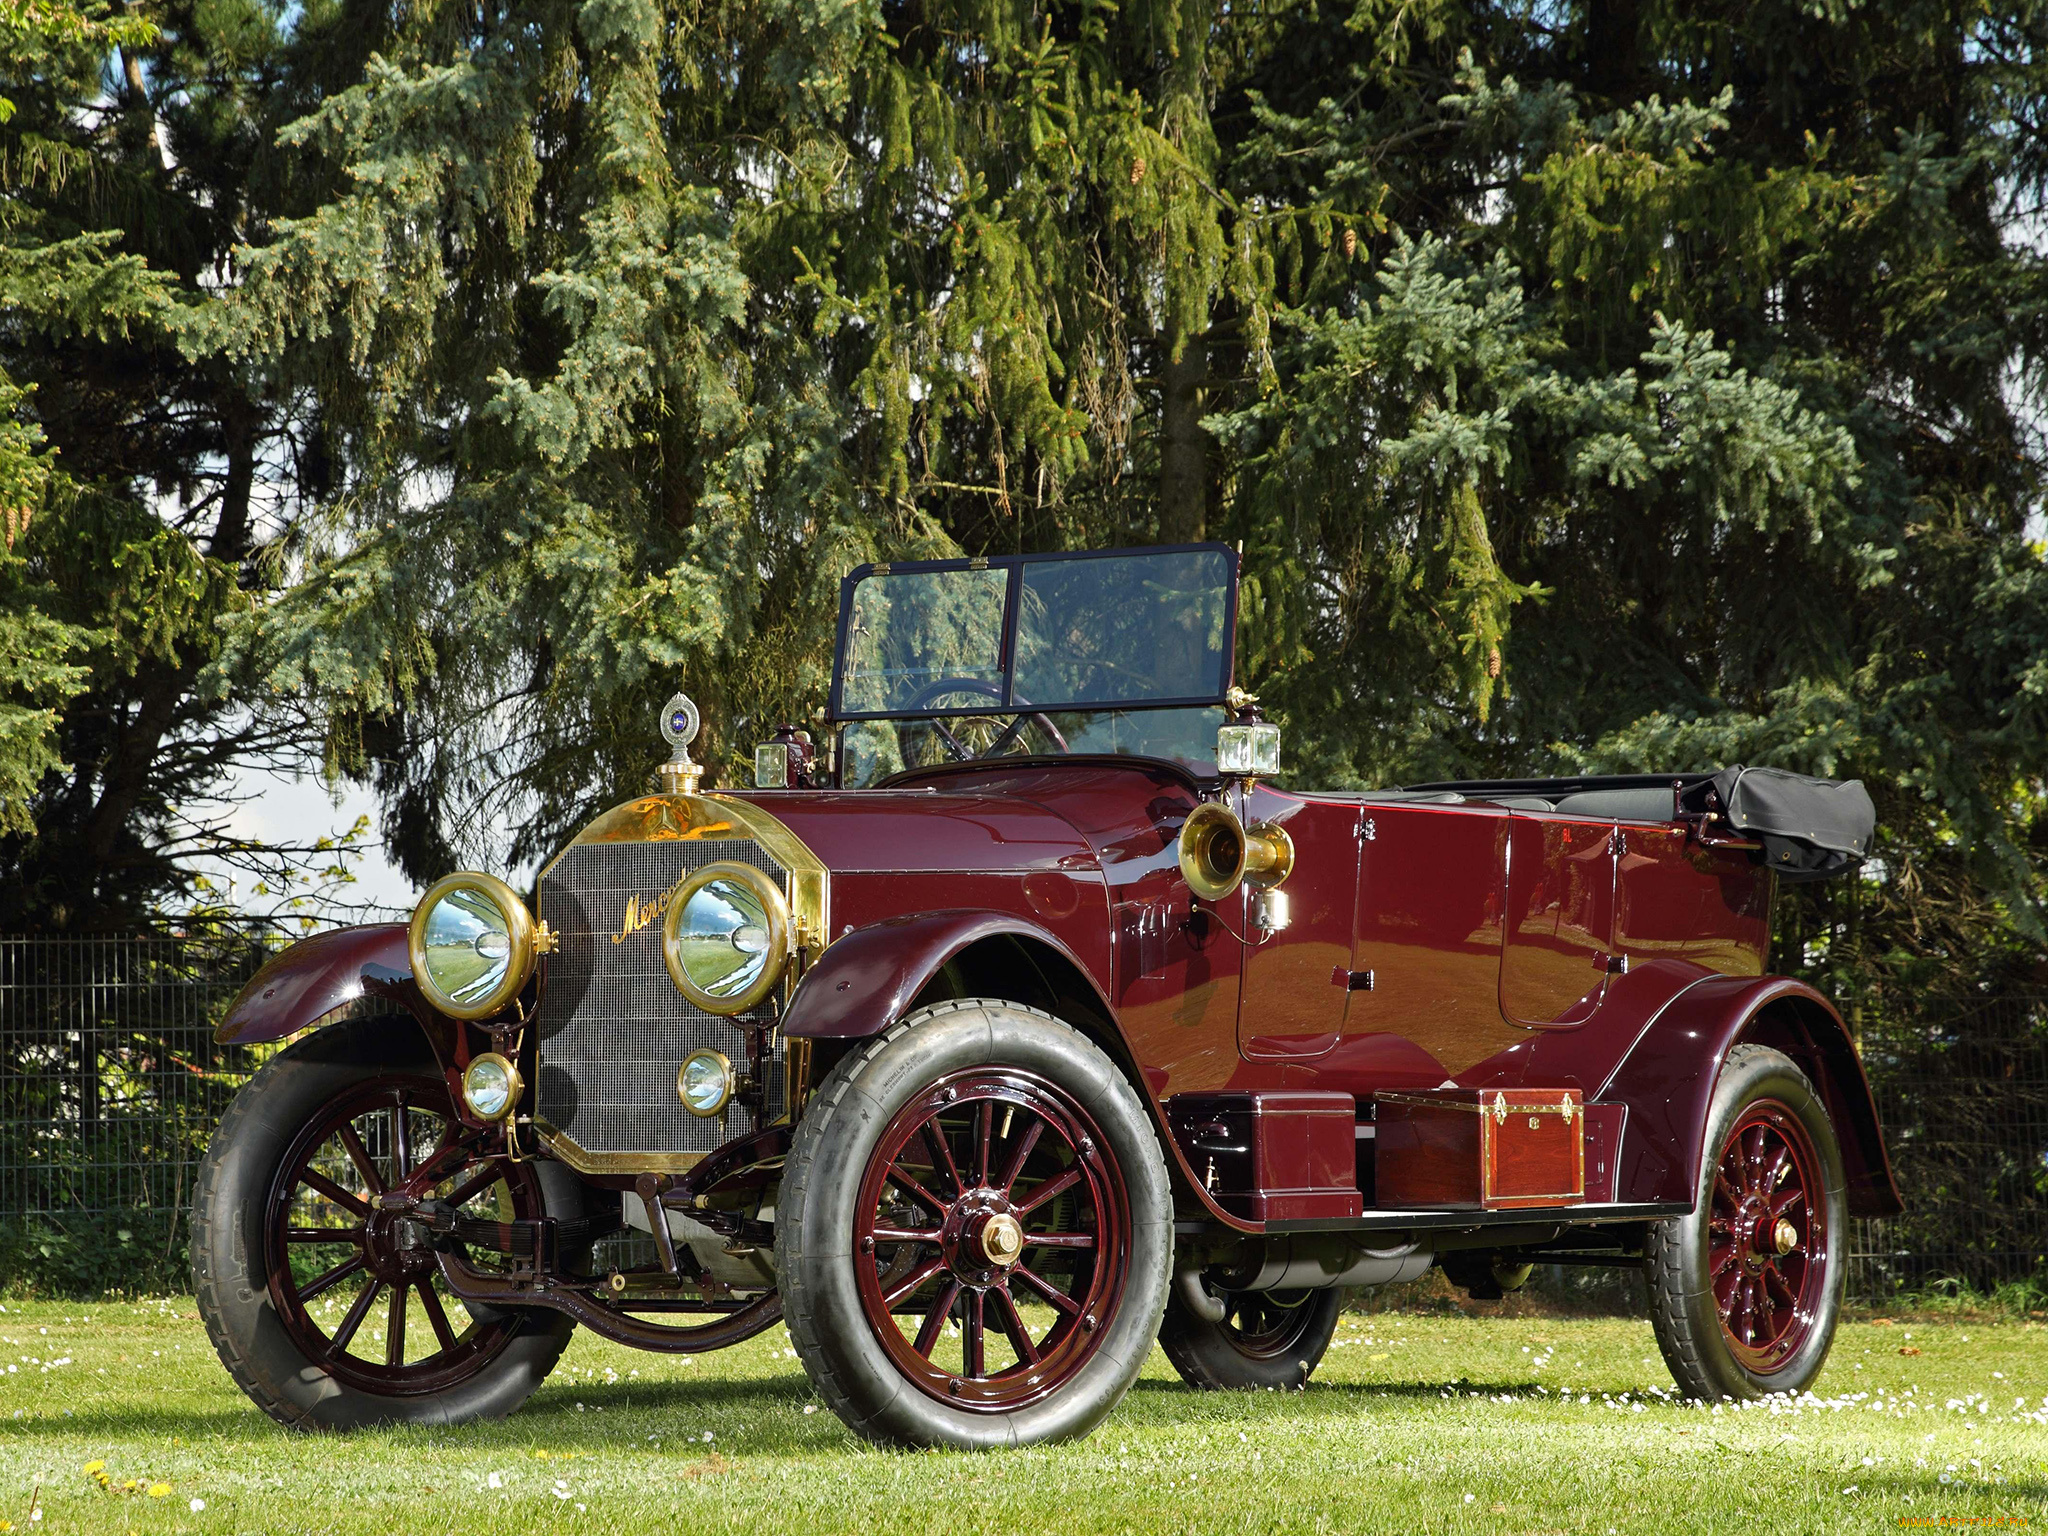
[[1175, 1200, 1689, 1238]]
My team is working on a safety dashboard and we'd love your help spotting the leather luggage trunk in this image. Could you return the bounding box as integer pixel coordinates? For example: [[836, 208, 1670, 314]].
[[1373, 1087, 1586, 1210]]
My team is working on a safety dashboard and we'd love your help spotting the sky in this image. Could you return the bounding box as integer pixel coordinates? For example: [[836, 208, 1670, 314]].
[[196, 764, 418, 922]]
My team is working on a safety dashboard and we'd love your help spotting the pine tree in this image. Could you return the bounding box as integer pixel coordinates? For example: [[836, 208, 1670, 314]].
[[37, 0, 2044, 1024], [201, 0, 1291, 875], [1212, 2, 2048, 1008], [0, 0, 157, 834], [0, 0, 381, 928]]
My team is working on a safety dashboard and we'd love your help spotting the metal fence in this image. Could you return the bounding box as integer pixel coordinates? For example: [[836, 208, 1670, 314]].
[[1849, 993, 2048, 1299], [0, 930, 2042, 1301], [0, 929, 295, 1293]]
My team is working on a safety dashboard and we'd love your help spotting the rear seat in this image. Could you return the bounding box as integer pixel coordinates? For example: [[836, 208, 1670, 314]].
[[1551, 787, 1677, 822]]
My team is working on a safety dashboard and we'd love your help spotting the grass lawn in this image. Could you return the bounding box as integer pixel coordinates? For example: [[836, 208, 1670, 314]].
[[0, 1297, 2042, 1534]]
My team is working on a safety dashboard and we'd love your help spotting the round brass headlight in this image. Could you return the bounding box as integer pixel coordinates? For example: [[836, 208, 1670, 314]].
[[408, 871, 537, 1020], [661, 861, 791, 1015], [677, 1048, 735, 1118], [462, 1052, 522, 1122]]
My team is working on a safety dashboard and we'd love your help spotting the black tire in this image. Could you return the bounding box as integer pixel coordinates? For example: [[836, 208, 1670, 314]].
[[1160, 1286, 1343, 1390], [778, 999, 1174, 1449], [1644, 1043, 1848, 1401], [192, 1017, 579, 1431]]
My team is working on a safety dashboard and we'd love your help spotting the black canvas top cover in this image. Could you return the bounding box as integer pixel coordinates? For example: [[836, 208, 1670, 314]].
[[1702, 766, 1876, 884]]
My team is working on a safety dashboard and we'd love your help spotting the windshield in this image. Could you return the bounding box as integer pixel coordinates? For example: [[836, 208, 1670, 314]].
[[831, 545, 1237, 719]]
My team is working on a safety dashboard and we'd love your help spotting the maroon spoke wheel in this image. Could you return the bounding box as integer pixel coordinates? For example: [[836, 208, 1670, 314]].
[[1160, 1285, 1343, 1391], [194, 1018, 581, 1431], [1646, 1044, 1847, 1401], [852, 1067, 1130, 1411], [265, 1074, 541, 1397], [1706, 1101, 1828, 1373], [779, 999, 1173, 1450]]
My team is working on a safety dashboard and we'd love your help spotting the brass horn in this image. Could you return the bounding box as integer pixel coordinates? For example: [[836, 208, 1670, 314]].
[[1178, 802, 1295, 902]]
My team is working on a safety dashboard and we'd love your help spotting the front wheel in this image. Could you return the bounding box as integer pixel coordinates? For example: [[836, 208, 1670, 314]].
[[193, 1019, 579, 1430], [1644, 1043, 1847, 1400], [777, 1000, 1173, 1449], [1160, 1286, 1343, 1390]]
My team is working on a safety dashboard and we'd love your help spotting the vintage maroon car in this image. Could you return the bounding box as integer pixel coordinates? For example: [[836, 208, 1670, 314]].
[[193, 543, 1898, 1448]]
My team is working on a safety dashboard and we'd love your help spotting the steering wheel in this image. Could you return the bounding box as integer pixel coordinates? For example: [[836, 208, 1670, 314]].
[[904, 677, 1070, 763]]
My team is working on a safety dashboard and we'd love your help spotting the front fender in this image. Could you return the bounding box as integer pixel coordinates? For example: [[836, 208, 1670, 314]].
[[782, 910, 1114, 1039], [1598, 975, 1903, 1218], [216, 924, 413, 1045]]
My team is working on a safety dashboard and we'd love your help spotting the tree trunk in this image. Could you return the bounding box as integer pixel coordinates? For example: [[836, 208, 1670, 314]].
[[83, 662, 188, 871], [119, 43, 164, 166], [209, 396, 259, 564], [1159, 328, 1208, 544], [1583, 0, 1644, 107]]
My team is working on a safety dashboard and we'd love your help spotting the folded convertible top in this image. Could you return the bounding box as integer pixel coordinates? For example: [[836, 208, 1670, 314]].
[[1407, 765, 1876, 883], [1684, 766, 1876, 884]]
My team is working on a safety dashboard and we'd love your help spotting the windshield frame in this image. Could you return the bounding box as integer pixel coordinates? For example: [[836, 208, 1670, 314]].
[[876, 749, 1219, 794], [825, 542, 1240, 722]]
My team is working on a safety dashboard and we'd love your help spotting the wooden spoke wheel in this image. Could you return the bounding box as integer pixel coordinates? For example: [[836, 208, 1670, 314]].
[[265, 1074, 540, 1397], [193, 1019, 579, 1430], [852, 1068, 1128, 1412], [1215, 1292, 1322, 1355], [779, 999, 1172, 1449], [1646, 1044, 1847, 1401], [1707, 1101, 1828, 1374], [1160, 1284, 1342, 1390]]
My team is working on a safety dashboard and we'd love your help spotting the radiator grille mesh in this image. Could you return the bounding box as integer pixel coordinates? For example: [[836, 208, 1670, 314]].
[[534, 838, 786, 1158]]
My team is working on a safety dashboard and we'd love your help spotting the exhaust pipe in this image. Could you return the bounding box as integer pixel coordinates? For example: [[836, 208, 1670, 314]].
[[1212, 1235, 1433, 1293], [1175, 1265, 1229, 1323]]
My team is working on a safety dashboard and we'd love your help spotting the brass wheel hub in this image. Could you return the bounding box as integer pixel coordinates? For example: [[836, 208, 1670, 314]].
[[1772, 1216, 1800, 1256], [937, 1188, 1027, 1288], [979, 1212, 1024, 1267]]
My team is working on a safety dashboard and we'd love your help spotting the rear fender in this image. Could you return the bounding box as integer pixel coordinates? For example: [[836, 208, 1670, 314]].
[[783, 910, 1259, 1232], [215, 925, 457, 1070], [1597, 975, 1902, 1217]]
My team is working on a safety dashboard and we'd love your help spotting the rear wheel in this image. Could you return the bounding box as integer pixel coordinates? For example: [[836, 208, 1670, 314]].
[[778, 999, 1172, 1448], [1644, 1044, 1847, 1400], [193, 1019, 579, 1430], [1160, 1286, 1342, 1390]]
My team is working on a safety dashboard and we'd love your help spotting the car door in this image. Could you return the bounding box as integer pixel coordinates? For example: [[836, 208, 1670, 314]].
[[1498, 813, 1619, 1027], [1335, 801, 1520, 1085], [1235, 790, 1361, 1061]]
